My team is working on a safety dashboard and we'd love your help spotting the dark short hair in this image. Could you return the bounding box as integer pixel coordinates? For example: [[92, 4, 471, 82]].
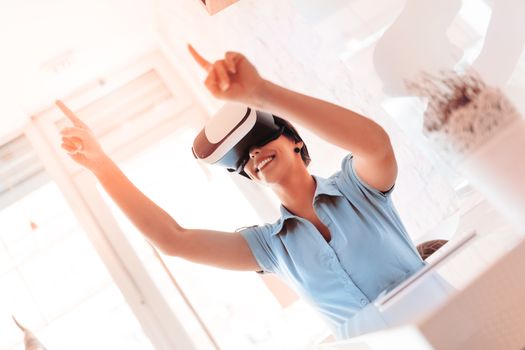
[[272, 116, 311, 167]]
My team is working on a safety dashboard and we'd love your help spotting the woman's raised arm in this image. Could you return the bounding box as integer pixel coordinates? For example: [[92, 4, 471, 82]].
[[56, 100, 260, 271], [188, 45, 397, 193]]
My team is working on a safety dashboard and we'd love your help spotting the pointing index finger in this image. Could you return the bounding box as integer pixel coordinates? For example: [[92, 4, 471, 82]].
[[55, 100, 86, 128], [187, 44, 212, 72]]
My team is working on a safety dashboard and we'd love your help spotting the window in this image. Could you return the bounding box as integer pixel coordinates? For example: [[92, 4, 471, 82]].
[[0, 137, 154, 350]]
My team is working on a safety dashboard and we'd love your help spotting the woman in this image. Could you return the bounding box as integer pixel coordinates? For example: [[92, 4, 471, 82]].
[[57, 45, 425, 339]]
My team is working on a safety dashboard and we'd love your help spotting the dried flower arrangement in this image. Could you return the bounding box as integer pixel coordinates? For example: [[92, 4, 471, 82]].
[[405, 70, 520, 162]]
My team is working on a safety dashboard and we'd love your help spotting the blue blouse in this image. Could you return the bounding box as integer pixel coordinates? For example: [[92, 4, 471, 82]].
[[240, 153, 425, 338]]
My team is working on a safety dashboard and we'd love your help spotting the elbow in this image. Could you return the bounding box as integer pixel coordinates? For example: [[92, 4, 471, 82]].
[[377, 123, 391, 144], [381, 129, 394, 156], [155, 225, 185, 257], [157, 244, 177, 257], [379, 131, 396, 165], [368, 125, 393, 159]]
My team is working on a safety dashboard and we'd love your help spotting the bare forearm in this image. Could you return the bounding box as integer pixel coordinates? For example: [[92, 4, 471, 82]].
[[91, 157, 183, 254], [253, 80, 391, 158]]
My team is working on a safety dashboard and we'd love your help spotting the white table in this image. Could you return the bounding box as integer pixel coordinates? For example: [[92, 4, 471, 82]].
[[318, 200, 525, 349]]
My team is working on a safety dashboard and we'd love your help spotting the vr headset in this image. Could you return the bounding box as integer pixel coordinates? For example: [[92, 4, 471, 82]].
[[192, 103, 303, 179]]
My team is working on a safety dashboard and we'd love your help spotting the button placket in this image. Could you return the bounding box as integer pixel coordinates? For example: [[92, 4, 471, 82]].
[[334, 261, 370, 303], [315, 197, 370, 304]]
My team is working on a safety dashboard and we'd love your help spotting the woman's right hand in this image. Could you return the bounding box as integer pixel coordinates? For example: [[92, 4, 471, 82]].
[[187, 44, 267, 107], [56, 100, 109, 171]]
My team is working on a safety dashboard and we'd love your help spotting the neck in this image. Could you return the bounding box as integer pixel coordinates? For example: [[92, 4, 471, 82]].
[[271, 169, 317, 217]]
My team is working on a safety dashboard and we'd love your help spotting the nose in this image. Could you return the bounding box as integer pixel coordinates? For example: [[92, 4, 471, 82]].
[[249, 146, 261, 158]]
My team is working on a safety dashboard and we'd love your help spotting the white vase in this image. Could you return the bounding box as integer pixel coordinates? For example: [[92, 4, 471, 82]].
[[456, 117, 525, 229], [423, 86, 525, 230]]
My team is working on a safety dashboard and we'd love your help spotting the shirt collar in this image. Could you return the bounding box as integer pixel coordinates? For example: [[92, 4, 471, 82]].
[[270, 174, 343, 236], [312, 174, 343, 198]]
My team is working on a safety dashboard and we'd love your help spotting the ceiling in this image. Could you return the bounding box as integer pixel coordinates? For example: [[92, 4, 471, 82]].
[[1, 0, 524, 143], [0, 0, 158, 139]]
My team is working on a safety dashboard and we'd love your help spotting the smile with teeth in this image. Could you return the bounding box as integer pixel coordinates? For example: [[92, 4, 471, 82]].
[[256, 156, 275, 172]]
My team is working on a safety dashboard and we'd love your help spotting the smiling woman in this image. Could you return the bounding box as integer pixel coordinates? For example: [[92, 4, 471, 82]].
[[93, 127, 327, 349], [55, 44, 425, 341], [191, 103, 310, 180]]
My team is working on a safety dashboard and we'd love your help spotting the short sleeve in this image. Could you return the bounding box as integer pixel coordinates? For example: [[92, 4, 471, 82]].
[[339, 153, 394, 201], [238, 224, 278, 274]]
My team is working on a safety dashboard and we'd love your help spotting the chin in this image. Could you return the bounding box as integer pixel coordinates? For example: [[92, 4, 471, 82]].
[[260, 169, 288, 185]]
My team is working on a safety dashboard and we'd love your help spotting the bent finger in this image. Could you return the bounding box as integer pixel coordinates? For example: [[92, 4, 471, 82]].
[[62, 135, 82, 146], [61, 142, 76, 152], [61, 137, 76, 147], [224, 54, 237, 74], [214, 61, 230, 91], [225, 52, 242, 67], [204, 69, 221, 96]]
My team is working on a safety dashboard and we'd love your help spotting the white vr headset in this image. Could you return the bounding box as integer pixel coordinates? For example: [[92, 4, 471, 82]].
[[192, 103, 290, 179]]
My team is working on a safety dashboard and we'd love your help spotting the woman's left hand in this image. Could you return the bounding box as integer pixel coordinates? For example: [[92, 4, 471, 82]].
[[56, 100, 109, 172], [188, 44, 267, 106]]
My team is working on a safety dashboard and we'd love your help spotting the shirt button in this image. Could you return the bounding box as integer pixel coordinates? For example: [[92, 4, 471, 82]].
[[360, 298, 368, 306]]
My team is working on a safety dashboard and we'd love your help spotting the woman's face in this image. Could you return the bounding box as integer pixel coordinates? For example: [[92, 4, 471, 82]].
[[243, 134, 305, 185]]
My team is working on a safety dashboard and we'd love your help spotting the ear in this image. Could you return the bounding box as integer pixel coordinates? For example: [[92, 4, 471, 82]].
[[295, 140, 304, 149]]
